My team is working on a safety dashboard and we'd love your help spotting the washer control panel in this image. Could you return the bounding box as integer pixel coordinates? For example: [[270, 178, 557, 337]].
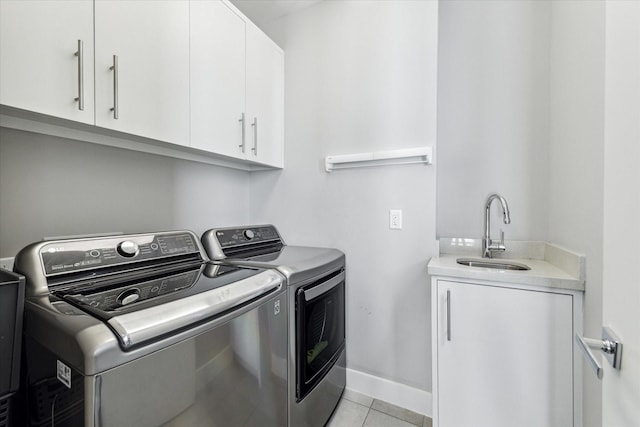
[[40, 231, 200, 276], [117, 241, 139, 258], [63, 270, 198, 311], [215, 226, 281, 248]]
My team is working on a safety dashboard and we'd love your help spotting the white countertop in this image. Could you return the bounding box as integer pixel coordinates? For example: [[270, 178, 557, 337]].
[[428, 239, 586, 291]]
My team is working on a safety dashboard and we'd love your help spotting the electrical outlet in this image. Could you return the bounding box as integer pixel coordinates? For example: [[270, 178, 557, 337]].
[[0, 257, 15, 271], [389, 209, 402, 230]]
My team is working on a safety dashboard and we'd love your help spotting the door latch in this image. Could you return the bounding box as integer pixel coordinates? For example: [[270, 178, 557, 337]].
[[576, 326, 623, 379]]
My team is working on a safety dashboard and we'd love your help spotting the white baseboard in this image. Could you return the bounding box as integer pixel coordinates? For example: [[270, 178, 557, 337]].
[[346, 368, 432, 417]]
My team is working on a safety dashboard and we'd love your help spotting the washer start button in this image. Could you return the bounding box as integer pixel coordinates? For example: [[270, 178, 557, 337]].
[[117, 241, 139, 258], [117, 288, 140, 306]]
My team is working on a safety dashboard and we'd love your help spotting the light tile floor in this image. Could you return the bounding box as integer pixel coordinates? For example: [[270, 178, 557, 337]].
[[326, 389, 433, 427]]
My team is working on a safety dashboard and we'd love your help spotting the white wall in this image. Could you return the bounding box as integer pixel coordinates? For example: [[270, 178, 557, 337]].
[[548, 2, 605, 426], [437, 0, 550, 241], [602, 2, 640, 425], [0, 127, 250, 256], [254, 0, 438, 409], [1, 3, 621, 422], [438, 3, 609, 424]]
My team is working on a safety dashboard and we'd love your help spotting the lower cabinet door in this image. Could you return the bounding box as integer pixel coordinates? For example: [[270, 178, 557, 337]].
[[436, 280, 573, 427]]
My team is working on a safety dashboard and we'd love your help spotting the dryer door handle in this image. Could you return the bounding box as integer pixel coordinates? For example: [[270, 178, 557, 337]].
[[303, 271, 345, 301]]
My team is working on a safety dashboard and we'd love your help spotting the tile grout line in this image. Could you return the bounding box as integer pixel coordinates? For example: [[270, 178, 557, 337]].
[[339, 392, 429, 427], [361, 406, 424, 427], [362, 407, 369, 427]]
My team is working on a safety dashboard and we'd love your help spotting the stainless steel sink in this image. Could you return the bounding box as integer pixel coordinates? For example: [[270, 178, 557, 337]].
[[456, 257, 530, 271]]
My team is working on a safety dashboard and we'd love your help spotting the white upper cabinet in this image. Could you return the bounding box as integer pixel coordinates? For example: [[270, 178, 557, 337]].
[[94, 0, 190, 147], [190, 1, 246, 158], [0, 0, 95, 124], [246, 23, 284, 168], [191, 2, 284, 168], [0, 0, 283, 169]]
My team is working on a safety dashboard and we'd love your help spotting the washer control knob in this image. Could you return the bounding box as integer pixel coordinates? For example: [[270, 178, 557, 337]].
[[117, 241, 139, 257], [244, 230, 255, 240], [117, 288, 140, 306]]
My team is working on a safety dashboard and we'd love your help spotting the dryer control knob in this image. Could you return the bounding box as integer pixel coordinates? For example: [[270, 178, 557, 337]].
[[244, 230, 255, 240], [117, 241, 139, 257]]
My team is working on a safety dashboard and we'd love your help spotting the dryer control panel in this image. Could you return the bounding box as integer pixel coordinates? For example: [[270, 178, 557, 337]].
[[201, 225, 284, 260], [214, 226, 281, 248]]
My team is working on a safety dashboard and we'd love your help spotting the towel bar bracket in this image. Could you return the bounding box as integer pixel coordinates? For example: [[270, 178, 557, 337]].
[[575, 326, 623, 379]]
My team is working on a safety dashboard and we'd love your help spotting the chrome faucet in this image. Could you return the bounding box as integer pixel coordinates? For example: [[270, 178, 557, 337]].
[[482, 193, 511, 258]]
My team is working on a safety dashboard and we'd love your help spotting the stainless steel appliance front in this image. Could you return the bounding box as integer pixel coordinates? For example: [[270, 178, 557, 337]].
[[201, 225, 347, 427], [289, 268, 346, 427], [15, 231, 288, 426], [295, 269, 345, 402], [23, 290, 287, 427]]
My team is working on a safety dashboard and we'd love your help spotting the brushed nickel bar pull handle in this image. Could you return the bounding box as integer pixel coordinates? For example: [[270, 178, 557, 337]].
[[238, 113, 245, 153], [109, 55, 119, 119], [446, 289, 451, 341], [251, 117, 258, 156], [74, 40, 84, 111]]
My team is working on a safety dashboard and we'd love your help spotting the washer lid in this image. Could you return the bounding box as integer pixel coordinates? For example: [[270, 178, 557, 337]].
[[106, 267, 282, 349], [54, 262, 283, 349]]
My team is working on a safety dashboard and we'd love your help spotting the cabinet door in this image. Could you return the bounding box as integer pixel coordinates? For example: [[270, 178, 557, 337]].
[[246, 23, 284, 168], [0, 0, 94, 124], [190, 1, 246, 158], [94, 0, 190, 146], [436, 281, 573, 427]]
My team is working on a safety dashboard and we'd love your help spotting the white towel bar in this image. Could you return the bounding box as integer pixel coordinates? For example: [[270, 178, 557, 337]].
[[325, 146, 432, 172]]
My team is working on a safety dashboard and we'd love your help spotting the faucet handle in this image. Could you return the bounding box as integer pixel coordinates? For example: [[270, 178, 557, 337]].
[[488, 229, 507, 252]]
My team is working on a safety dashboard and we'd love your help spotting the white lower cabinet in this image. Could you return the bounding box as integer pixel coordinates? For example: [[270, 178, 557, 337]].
[[432, 279, 578, 427]]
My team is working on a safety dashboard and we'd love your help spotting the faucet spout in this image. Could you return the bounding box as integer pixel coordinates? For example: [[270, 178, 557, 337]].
[[483, 193, 510, 258]]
